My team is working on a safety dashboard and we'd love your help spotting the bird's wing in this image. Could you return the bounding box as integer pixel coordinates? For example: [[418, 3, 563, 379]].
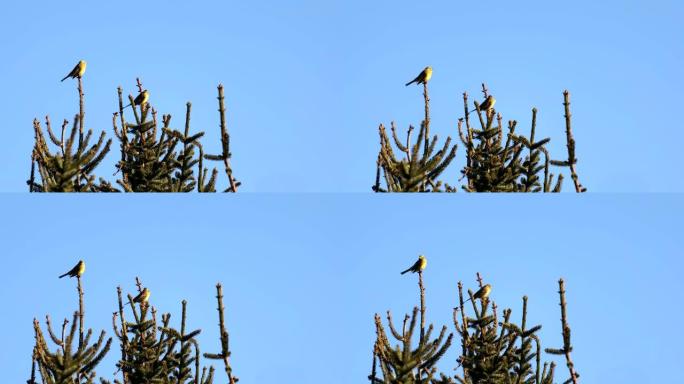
[[60, 264, 78, 278], [132, 291, 143, 302], [61, 65, 78, 81], [406, 72, 424, 86], [474, 287, 485, 298], [419, 70, 429, 82], [401, 260, 419, 274], [409, 260, 420, 272], [68, 64, 79, 77]]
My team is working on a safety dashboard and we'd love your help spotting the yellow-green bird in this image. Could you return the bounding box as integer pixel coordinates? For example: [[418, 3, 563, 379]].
[[405, 66, 432, 86], [59, 260, 85, 278], [61, 60, 87, 82], [127, 288, 151, 305], [470, 95, 496, 113], [464, 284, 492, 303], [123, 90, 150, 109], [401, 255, 427, 274]]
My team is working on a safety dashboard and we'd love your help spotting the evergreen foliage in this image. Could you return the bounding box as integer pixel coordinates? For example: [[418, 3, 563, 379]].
[[372, 308, 453, 383], [29, 74, 238, 192], [108, 282, 213, 384], [374, 82, 586, 193], [370, 271, 453, 384], [29, 76, 114, 192], [374, 83, 458, 192], [32, 313, 112, 384], [369, 268, 580, 384], [453, 280, 554, 384]]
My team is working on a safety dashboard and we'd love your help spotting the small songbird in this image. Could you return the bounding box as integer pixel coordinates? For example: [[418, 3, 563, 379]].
[[470, 95, 496, 113], [61, 60, 87, 82], [464, 284, 492, 303], [127, 288, 151, 305], [401, 255, 427, 275], [123, 90, 150, 109], [59, 260, 86, 278], [405, 66, 433, 86]]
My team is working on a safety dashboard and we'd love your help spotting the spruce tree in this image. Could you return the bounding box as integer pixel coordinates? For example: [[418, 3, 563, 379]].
[[374, 81, 458, 192], [29, 74, 113, 192], [113, 82, 182, 192], [31, 265, 111, 383], [369, 262, 581, 384], [109, 281, 214, 384], [374, 78, 586, 192], [28, 68, 239, 192], [370, 269, 454, 383], [28, 267, 239, 384], [453, 279, 554, 384], [32, 313, 112, 384]]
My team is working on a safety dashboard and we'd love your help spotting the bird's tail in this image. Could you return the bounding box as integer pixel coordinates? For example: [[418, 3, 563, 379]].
[[60, 76, 68, 82], [58, 272, 68, 278], [122, 103, 132, 109], [400, 268, 410, 274], [405, 80, 415, 87]]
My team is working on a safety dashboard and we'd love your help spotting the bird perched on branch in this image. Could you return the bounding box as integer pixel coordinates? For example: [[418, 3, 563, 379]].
[[405, 66, 432, 86], [470, 95, 496, 113], [61, 60, 87, 82], [464, 284, 492, 303], [127, 287, 151, 306], [59, 260, 85, 278], [123, 90, 150, 109], [401, 255, 427, 274]]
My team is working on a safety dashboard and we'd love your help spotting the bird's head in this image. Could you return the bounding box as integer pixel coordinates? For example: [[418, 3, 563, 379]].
[[418, 254, 425, 260], [79, 60, 86, 66]]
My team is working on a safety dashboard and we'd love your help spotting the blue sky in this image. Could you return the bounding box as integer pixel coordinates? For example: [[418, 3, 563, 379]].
[[1, 195, 683, 383], [1, 0, 682, 191]]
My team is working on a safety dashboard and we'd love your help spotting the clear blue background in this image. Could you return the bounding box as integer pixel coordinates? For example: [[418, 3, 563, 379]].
[[1, 0, 682, 191], [1, 195, 682, 383]]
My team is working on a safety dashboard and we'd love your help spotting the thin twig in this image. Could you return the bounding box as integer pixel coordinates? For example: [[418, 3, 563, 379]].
[[78, 76, 85, 147], [558, 279, 579, 384], [26, 356, 37, 384], [418, 270, 426, 342], [423, 82, 430, 158], [562, 91, 585, 192], [77, 276, 84, 348], [217, 84, 238, 192], [28, 152, 36, 192], [208, 283, 238, 384], [116, 286, 129, 384]]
